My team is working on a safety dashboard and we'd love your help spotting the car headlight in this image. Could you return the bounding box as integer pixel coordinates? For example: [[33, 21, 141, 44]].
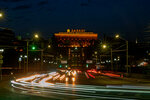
[[72, 77, 75, 82], [65, 77, 68, 82]]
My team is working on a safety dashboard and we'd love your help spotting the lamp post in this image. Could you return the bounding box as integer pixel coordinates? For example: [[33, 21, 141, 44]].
[[26, 40, 29, 72], [115, 34, 129, 73], [26, 33, 39, 72], [41, 49, 43, 70], [102, 44, 113, 71], [33, 33, 44, 70], [101, 34, 129, 72], [126, 41, 129, 73], [34, 34, 43, 70], [110, 48, 113, 71], [0, 49, 4, 80]]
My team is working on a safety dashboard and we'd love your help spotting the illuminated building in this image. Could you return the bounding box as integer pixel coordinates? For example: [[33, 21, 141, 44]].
[[54, 29, 98, 69]]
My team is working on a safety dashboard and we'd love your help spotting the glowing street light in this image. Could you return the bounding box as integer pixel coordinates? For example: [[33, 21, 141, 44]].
[[48, 45, 51, 48], [102, 44, 107, 49], [24, 55, 27, 58], [34, 34, 39, 38], [115, 34, 129, 73], [0, 13, 3, 18], [115, 34, 120, 38], [32, 46, 36, 50], [0, 49, 4, 52], [20, 55, 23, 58]]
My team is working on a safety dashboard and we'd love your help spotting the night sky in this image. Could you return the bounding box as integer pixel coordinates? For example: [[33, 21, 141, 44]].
[[0, 0, 150, 40]]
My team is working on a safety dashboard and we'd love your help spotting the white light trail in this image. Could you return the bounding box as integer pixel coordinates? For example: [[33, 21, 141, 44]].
[[10, 72, 150, 100], [60, 74, 65, 80]]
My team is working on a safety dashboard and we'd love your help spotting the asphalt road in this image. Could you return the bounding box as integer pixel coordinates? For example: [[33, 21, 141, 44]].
[[0, 81, 54, 100], [1, 71, 150, 100]]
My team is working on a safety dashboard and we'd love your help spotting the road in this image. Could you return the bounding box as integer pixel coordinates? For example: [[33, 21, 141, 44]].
[[1, 70, 150, 100]]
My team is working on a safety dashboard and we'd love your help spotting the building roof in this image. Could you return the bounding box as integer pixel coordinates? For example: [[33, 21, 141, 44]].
[[54, 29, 98, 39]]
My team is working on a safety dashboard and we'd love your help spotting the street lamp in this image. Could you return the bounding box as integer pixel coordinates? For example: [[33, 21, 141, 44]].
[[115, 34, 120, 39], [48, 45, 51, 48], [0, 13, 3, 18], [34, 34, 39, 39], [0, 49, 4, 80], [115, 34, 129, 73], [26, 33, 38, 72], [102, 44, 113, 71], [102, 44, 107, 49]]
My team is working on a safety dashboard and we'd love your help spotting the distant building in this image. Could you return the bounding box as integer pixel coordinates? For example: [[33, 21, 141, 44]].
[[144, 24, 150, 43], [0, 27, 17, 70], [0, 27, 15, 46], [54, 29, 98, 69]]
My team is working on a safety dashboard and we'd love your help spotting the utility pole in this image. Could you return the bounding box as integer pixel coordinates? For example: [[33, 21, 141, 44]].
[[115, 34, 130, 73], [0, 49, 4, 80], [18, 61, 21, 69], [126, 41, 129, 73], [26, 40, 29, 72], [24, 57, 26, 72], [111, 48, 113, 71], [41, 49, 43, 70]]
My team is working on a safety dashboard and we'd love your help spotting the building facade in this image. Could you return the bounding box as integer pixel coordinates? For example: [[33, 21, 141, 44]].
[[54, 29, 98, 69]]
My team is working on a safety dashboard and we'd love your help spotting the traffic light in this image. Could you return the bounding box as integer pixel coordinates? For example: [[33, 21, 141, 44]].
[[86, 64, 88, 68], [59, 65, 62, 68], [14, 47, 23, 52], [32, 46, 36, 50], [19, 49, 23, 52], [31, 45, 36, 50]]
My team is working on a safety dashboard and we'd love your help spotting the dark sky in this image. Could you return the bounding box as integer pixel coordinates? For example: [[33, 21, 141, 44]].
[[0, 0, 150, 40]]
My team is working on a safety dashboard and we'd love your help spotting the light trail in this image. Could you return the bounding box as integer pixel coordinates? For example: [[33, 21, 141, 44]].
[[10, 72, 150, 100], [11, 83, 133, 100], [39, 75, 54, 87], [87, 72, 95, 78], [12, 78, 150, 94], [16, 74, 39, 82], [60, 74, 65, 81], [65, 77, 69, 82], [12, 79, 150, 94], [72, 70, 77, 76], [53, 74, 60, 81], [85, 72, 89, 79], [101, 73, 121, 77]]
